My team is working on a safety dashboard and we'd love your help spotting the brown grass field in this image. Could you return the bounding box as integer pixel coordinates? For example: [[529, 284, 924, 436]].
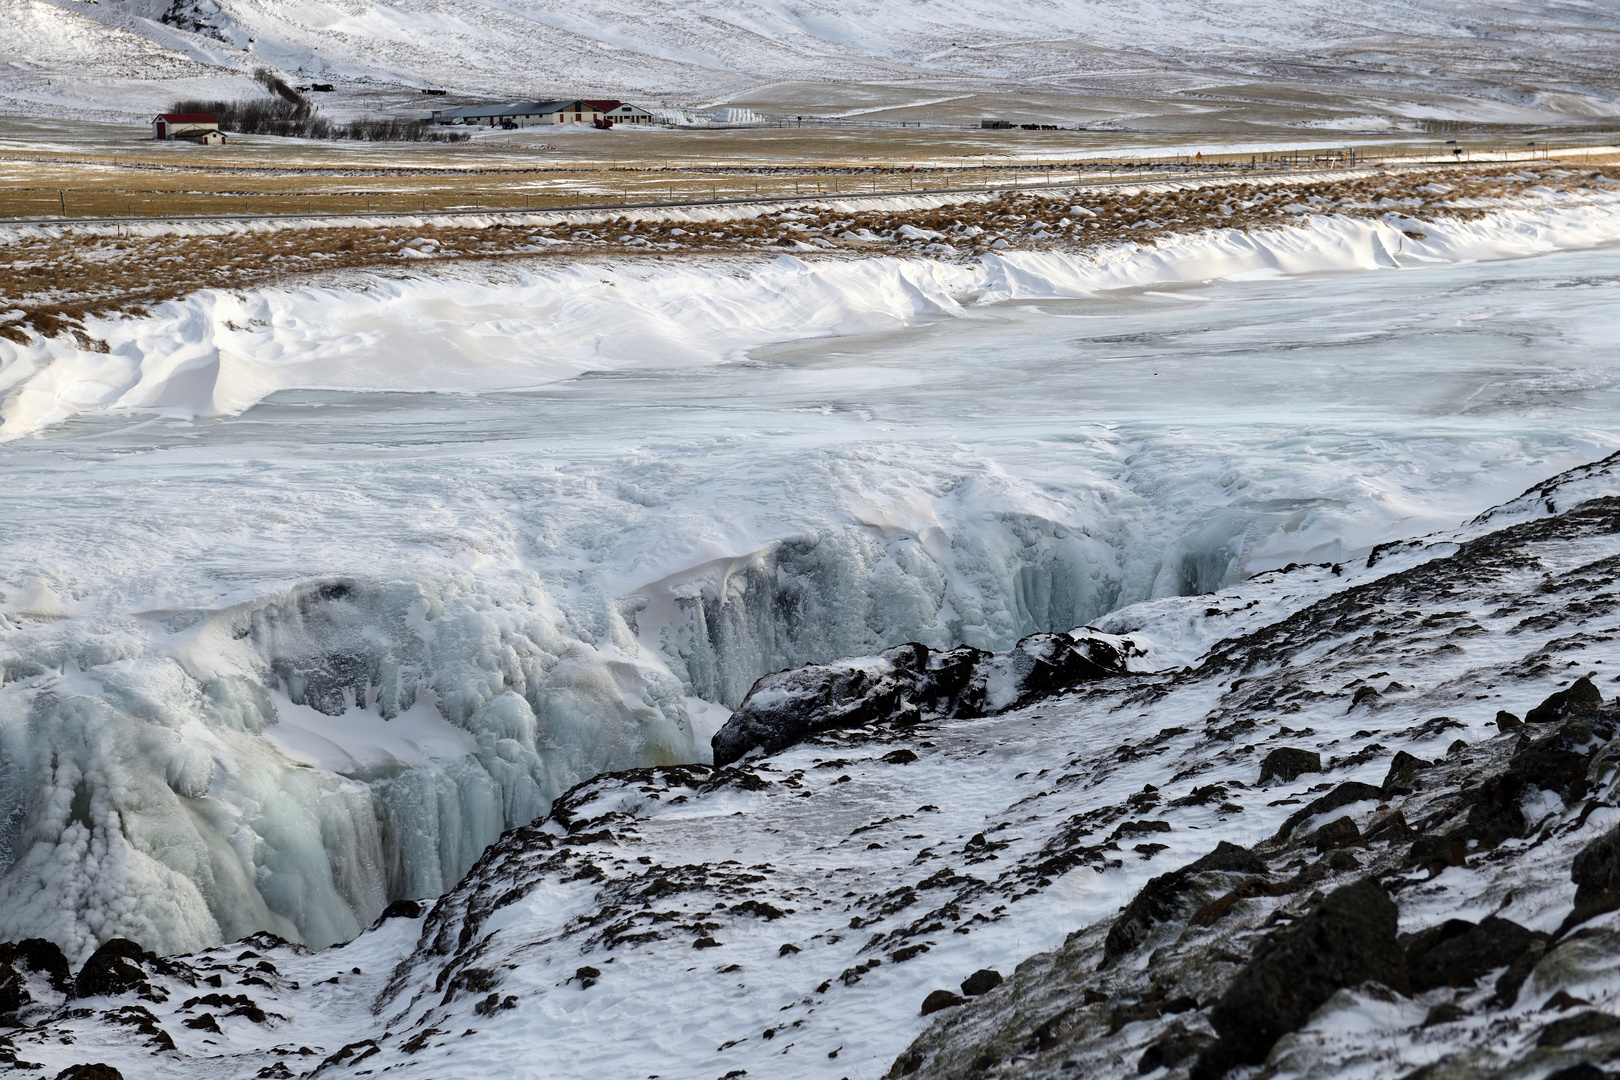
[[1, 114, 1616, 349], [1, 116, 1611, 221]]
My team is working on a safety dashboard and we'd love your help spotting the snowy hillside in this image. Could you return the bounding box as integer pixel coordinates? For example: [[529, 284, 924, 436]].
[[2, 0, 1619, 121], [6, 450, 1620, 1079]]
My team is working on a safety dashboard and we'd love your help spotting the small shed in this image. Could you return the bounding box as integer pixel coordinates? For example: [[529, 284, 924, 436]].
[[154, 113, 221, 141]]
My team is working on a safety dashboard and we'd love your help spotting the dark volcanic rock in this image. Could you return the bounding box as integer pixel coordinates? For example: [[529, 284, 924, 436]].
[[1309, 816, 1361, 851], [1496, 710, 1523, 732], [1276, 782, 1384, 841], [1138, 1027, 1213, 1074], [75, 939, 154, 999], [0, 938, 73, 1016], [1422, 1002, 1468, 1026], [1381, 751, 1430, 797], [1493, 938, 1550, 1007], [1258, 747, 1321, 786], [54, 1066, 124, 1080], [712, 631, 1136, 766], [1194, 879, 1406, 1076], [965, 632, 1132, 714], [921, 989, 964, 1015], [712, 643, 935, 768], [960, 969, 1003, 996], [1526, 677, 1603, 724], [1102, 842, 1268, 967], [1406, 916, 1546, 991], [370, 899, 425, 927], [1457, 719, 1607, 852], [1562, 824, 1620, 933], [1537, 1010, 1620, 1047]]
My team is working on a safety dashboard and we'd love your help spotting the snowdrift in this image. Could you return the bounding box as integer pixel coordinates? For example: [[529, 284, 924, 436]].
[[7, 195, 1620, 441]]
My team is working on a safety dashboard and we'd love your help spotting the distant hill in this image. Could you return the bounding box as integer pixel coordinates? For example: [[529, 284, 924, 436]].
[[3, 0, 1619, 124]]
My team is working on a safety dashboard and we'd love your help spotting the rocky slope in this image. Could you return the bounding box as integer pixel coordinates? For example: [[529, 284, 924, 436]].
[[7, 452, 1620, 1079]]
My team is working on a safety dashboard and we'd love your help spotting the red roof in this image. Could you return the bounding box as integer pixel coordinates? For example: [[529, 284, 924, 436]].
[[580, 100, 621, 112], [157, 113, 217, 124]]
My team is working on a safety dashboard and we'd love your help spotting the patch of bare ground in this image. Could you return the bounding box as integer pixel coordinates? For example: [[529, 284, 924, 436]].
[[2, 164, 1616, 348]]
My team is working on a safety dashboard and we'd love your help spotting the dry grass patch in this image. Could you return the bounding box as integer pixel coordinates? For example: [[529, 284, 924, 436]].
[[3, 164, 1615, 347]]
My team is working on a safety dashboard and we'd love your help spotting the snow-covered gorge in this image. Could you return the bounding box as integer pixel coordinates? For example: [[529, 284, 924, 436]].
[[9, 447, 1620, 1080], [3, 209, 1620, 962]]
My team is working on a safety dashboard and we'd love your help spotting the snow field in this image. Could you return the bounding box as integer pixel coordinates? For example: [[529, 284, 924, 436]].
[[7, 0, 1620, 126]]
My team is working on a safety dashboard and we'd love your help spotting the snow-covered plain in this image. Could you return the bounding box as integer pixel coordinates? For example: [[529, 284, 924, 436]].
[[2, 199, 1620, 964]]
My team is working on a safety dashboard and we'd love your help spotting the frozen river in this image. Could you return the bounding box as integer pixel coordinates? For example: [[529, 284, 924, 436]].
[[2, 244, 1619, 956]]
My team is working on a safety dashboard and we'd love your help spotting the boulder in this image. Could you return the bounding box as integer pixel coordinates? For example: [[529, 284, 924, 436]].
[[1408, 835, 1468, 876], [711, 643, 934, 768], [1102, 842, 1267, 967], [920, 989, 963, 1015], [0, 938, 73, 1017], [1490, 939, 1555, 1010], [1275, 782, 1384, 842], [1459, 721, 1606, 852], [1422, 1002, 1468, 1026], [1496, 710, 1523, 732], [369, 899, 425, 928], [75, 939, 154, 999], [1258, 748, 1321, 786], [1405, 916, 1546, 991], [1381, 751, 1430, 797], [960, 969, 1003, 996], [952, 630, 1136, 715], [54, 1067, 123, 1080], [1561, 824, 1620, 933], [712, 630, 1137, 766], [1537, 1010, 1620, 1048], [1526, 677, 1602, 724], [1138, 1027, 1213, 1074], [1309, 816, 1361, 851], [1193, 879, 1406, 1076]]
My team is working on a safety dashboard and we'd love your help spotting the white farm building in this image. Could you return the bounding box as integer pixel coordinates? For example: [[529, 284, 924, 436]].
[[429, 99, 653, 128], [152, 112, 225, 143]]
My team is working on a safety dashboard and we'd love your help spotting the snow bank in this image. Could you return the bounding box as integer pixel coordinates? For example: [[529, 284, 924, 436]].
[[6, 194, 1620, 440]]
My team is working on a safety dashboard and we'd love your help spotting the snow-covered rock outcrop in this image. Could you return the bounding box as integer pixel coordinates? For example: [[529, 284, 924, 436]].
[[712, 630, 1143, 767]]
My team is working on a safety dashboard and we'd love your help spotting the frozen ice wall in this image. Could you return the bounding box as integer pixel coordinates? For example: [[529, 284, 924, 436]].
[[0, 502, 1201, 962], [0, 573, 700, 961]]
